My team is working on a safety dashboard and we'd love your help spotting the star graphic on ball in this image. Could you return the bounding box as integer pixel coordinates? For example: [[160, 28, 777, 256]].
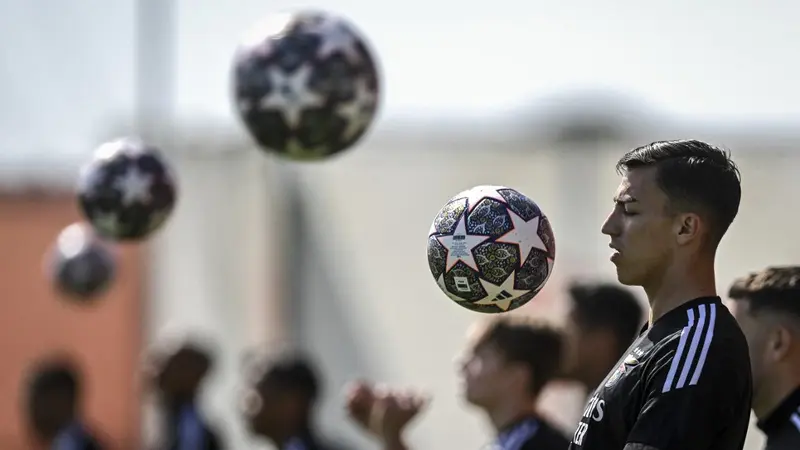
[[336, 77, 377, 140], [474, 272, 530, 311], [495, 208, 548, 264], [457, 186, 507, 211], [436, 215, 489, 272], [308, 17, 362, 64], [259, 64, 324, 129], [114, 166, 153, 206]]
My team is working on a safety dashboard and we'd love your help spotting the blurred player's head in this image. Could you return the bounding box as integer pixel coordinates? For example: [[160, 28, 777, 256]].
[[728, 266, 800, 416], [24, 356, 82, 441], [602, 140, 741, 287], [146, 340, 213, 406], [240, 349, 321, 442], [563, 282, 644, 389], [457, 317, 563, 411]]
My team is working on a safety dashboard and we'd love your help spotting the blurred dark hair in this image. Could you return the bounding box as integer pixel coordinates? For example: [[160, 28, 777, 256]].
[[474, 317, 564, 396], [728, 266, 800, 319], [616, 139, 741, 246], [26, 356, 81, 406], [569, 282, 644, 353], [248, 350, 321, 403]]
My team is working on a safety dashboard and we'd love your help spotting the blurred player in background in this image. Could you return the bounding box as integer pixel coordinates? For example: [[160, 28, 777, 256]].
[[240, 349, 346, 450], [728, 266, 800, 450], [145, 340, 224, 450], [570, 140, 751, 450], [24, 356, 106, 450], [345, 317, 570, 450], [561, 282, 644, 394]]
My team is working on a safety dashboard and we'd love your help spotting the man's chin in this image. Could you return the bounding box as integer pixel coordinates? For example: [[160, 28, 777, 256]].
[[615, 268, 639, 286], [461, 391, 485, 408]]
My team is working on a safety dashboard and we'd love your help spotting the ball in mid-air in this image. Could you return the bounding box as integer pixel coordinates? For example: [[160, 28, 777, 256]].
[[232, 10, 380, 161], [77, 138, 177, 241], [48, 222, 116, 301], [427, 186, 556, 313]]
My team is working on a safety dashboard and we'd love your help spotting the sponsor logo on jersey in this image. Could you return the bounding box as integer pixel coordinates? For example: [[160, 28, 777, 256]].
[[573, 395, 606, 446], [605, 362, 627, 387], [623, 353, 639, 365]]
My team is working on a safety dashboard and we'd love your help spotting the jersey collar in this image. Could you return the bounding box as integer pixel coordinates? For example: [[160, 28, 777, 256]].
[[639, 296, 722, 334], [757, 385, 800, 434], [494, 416, 540, 450]]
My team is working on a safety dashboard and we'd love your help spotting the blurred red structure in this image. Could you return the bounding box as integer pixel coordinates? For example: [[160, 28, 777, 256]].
[[0, 193, 143, 449]]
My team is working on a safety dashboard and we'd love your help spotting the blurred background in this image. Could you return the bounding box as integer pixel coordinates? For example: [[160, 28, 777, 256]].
[[1, 0, 800, 449]]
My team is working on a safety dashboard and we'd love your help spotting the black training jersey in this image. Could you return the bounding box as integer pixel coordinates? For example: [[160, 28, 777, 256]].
[[757, 386, 800, 450], [491, 416, 570, 450], [568, 297, 752, 450]]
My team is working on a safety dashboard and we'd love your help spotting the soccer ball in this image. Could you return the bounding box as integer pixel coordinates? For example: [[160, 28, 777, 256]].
[[48, 222, 116, 301], [77, 137, 177, 241], [231, 9, 380, 161], [427, 186, 556, 313]]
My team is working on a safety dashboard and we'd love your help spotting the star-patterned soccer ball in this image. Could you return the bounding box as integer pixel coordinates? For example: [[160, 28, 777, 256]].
[[427, 186, 556, 313], [77, 138, 177, 241], [232, 10, 380, 161], [48, 222, 116, 301]]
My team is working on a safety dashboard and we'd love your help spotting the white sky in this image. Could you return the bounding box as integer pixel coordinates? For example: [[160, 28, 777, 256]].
[[0, 0, 799, 161]]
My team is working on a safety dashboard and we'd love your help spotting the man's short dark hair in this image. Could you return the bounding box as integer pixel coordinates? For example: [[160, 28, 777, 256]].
[[616, 139, 741, 245], [728, 266, 800, 319], [248, 350, 321, 403], [569, 282, 644, 353], [474, 317, 564, 396], [26, 357, 81, 405]]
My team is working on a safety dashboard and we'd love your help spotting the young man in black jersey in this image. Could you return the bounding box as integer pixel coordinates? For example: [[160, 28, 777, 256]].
[[345, 317, 570, 450], [728, 266, 800, 450], [569, 139, 752, 450]]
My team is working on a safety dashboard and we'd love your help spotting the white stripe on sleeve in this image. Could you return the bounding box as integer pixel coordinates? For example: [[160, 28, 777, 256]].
[[676, 304, 707, 389], [662, 308, 695, 393], [661, 304, 718, 393], [689, 303, 717, 386]]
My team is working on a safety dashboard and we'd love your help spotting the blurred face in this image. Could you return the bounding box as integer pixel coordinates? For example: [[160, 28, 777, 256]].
[[29, 391, 73, 439], [563, 312, 618, 388], [156, 353, 206, 403], [601, 167, 676, 286], [457, 341, 520, 408], [563, 314, 596, 381], [729, 300, 774, 394], [240, 379, 298, 438]]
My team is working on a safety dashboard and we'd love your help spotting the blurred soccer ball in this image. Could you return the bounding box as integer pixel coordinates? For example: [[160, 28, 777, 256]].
[[77, 137, 177, 241], [427, 186, 556, 313], [48, 222, 116, 301], [232, 9, 380, 161]]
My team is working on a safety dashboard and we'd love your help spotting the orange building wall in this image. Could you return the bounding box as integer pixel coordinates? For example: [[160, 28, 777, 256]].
[[0, 194, 143, 449]]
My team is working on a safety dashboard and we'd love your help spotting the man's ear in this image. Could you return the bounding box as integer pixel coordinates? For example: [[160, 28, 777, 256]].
[[674, 212, 702, 246], [768, 324, 794, 362]]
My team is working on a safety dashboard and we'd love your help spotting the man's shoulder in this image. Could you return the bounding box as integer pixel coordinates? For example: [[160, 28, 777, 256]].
[[641, 303, 750, 396], [649, 303, 748, 365], [766, 427, 800, 450], [520, 420, 570, 450]]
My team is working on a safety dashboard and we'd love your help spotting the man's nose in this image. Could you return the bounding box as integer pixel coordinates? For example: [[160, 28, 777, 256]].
[[601, 211, 619, 237]]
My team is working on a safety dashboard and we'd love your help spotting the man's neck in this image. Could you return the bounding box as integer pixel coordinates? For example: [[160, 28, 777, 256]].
[[753, 372, 800, 420], [645, 257, 717, 324], [484, 396, 538, 432]]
